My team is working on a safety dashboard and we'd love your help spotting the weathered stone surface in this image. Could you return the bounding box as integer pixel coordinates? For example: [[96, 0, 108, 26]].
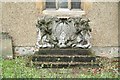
[[30, 48, 99, 68], [92, 46, 119, 58], [1, 32, 13, 59], [1, 2, 119, 56], [0, 2, 2, 59], [14, 46, 36, 56], [12, 45, 120, 58], [1, 2, 119, 47], [118, 2, 120, 47], [14, 46, 119, 58], [36, 49, 92, 55], [36, 16, 91, 48], [87, 2, 118, 47], [0, 2, 2, 33], [2, 2, 38, 46]]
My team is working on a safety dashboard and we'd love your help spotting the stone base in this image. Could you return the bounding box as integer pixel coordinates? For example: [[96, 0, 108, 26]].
[[14, 46, 119, 58], [28, 48, 99, 68], [92, 47, 119, 58], [35, 48, 93, 55]]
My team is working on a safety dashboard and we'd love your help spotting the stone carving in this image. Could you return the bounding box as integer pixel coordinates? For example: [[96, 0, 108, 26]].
[[36, 16, 55, 48], [36, 16, 92, 49], [58, 31, 67, 48], [73, 17, 92, 48]]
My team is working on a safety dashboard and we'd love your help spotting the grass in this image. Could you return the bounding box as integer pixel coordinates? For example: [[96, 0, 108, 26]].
[[1, 56, 119, 78]]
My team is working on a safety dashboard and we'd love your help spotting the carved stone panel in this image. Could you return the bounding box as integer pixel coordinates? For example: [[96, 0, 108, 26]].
[[36, 16, 91, 49]]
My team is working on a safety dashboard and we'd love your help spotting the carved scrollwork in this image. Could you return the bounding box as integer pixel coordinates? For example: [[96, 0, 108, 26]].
[[36, 16, 55, 48], [36, 15, 92, 49], [73, 17, 92, 48]]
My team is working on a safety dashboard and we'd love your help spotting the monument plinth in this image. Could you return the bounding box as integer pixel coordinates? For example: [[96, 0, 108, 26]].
[[27, 15, 99, 68]]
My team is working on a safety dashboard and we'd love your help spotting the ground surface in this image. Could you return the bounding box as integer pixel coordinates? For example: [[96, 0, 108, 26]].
[[1, 56, 119, 78]]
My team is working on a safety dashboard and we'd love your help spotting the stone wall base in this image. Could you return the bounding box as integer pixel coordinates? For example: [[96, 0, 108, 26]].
[[14, 46, 119, 58], [92, 47, 119, 58]]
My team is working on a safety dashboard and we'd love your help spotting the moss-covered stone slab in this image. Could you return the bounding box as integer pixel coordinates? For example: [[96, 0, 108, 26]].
[[1, 32, 13, 59]]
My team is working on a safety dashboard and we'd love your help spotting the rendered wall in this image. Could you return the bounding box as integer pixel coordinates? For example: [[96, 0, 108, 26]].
[[118, 2, 120, 47], [2, 2, 37, 46], [2, 2, 118, 47], [1, 2, 119, 56], [88, 2, 118, 47]]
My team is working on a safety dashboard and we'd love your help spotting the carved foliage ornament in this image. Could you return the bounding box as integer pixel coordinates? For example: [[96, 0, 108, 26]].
[[36, 16, 92, 49]]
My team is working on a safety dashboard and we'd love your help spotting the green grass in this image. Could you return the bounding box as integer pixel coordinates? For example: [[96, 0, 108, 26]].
[[1, 56, 119, 78]]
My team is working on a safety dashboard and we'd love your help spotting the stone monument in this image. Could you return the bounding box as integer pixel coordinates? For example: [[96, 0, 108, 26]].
[[27, 14, 100, 68], [36, 15, 92, 49]]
